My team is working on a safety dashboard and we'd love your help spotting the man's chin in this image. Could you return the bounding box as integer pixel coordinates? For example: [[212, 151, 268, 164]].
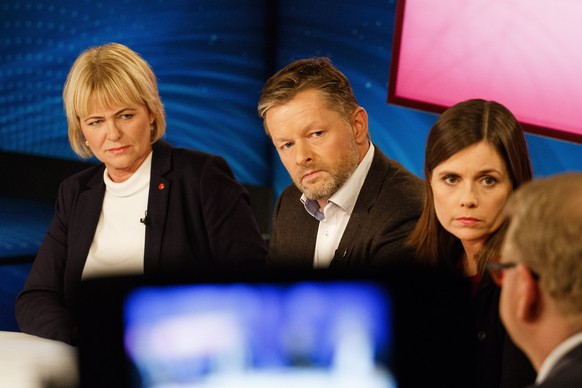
[[297, 185, 328, 201]]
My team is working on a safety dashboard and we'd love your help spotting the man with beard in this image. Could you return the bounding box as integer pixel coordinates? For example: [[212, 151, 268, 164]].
[[258, 57, 423, 268]]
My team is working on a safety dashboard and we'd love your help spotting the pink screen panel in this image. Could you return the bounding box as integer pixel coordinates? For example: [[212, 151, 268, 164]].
[[388, 0, 582, 144]]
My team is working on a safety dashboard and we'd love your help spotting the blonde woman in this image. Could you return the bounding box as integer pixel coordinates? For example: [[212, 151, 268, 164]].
[[16, 43, 267, 344]]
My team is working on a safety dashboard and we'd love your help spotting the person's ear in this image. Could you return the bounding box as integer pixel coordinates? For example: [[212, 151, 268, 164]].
[[351, 107, 369, 144], [516, 263, 541, 323]]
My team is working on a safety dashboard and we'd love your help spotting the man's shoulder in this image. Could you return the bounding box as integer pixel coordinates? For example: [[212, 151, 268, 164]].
[[538, 369, 582, 387], [373, 147, 422, 179], [537, 343, 582, 387], [368, 147, 424, 197]]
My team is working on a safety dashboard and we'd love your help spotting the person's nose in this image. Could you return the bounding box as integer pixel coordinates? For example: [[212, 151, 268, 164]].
[[105, 120, 122, 142], [460, 182, 478, 208], [295, 141, 313, 166]]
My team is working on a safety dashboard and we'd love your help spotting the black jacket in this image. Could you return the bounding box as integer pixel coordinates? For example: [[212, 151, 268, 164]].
[[16, 141, 267, 344], [268, 146, 423, 267], [472, 274, 536, 388]]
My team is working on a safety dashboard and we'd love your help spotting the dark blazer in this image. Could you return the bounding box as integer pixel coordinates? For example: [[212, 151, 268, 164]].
[[16, 141, 267, 344], [268, 146, 424, 267], [531, 342, 582, 387], [471, 274, 536, 388]]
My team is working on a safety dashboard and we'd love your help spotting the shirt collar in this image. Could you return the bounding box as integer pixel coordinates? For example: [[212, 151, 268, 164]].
[[104, 151, 153, 197], [536, 331, 582, 383], [301, 143, 374, 220]]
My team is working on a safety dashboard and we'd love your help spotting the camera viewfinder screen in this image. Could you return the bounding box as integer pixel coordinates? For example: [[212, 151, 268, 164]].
[[123, 281, 395, 388]]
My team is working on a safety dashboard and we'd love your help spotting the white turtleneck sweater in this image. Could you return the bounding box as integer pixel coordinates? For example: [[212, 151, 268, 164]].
[[82, 152, 152, 279]]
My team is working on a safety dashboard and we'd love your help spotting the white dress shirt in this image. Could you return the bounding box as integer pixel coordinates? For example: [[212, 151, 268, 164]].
[[301, 143, 374, 268]]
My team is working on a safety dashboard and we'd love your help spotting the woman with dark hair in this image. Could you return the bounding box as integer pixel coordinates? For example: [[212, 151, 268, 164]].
[[408, 99, 536, 387]]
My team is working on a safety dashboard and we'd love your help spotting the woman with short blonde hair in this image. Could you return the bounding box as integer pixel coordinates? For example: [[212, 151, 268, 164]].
[[17, 43, 267, 345]]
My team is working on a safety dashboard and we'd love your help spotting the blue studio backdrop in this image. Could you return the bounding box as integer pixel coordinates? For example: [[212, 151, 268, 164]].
[[2, 0, 580, 195]]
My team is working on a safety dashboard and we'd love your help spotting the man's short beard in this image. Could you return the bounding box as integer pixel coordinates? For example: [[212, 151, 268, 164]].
[[295, 139, 360, 201]]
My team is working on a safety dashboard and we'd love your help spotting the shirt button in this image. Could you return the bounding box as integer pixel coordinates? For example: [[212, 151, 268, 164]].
[[477, 331, 487, 341]]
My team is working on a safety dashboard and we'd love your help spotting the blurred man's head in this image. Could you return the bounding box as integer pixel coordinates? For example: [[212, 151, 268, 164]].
[[498, 172, 582, 368]]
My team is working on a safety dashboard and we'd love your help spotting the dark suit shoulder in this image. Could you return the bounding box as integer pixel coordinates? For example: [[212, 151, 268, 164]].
[[154, 141, 234, 178], [269, 183, 319, 267], [58, 162, 104, 194], [331, 147, 423, 265], [156, 140, 219, 164], [363, 147, 424, 216], [164, 144, 216, 162], [374, 148, 423, 195], [535, 343, 582, 387], [163, 142, 231, 173]]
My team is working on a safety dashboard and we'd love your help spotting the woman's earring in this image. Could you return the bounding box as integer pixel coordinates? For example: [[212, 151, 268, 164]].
[[85, 140, 89, 146]]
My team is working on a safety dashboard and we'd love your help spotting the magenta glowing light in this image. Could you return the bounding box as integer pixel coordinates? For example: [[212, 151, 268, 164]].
[[388, 0, 582, 143]]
